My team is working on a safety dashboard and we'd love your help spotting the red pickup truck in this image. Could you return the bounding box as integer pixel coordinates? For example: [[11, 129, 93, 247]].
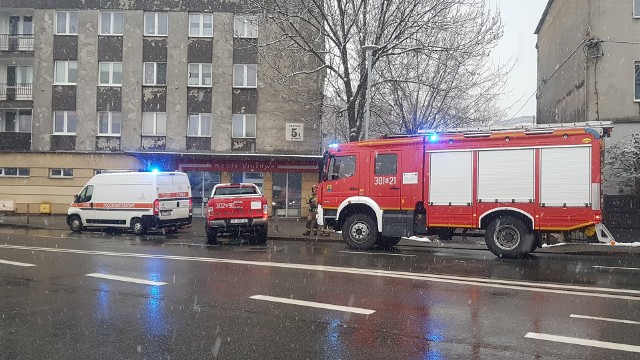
[[205, 183, 269, 245]]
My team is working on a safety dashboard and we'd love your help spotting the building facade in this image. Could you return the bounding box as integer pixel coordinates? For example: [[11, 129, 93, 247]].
[[0, 1, 323, 216], [536, 0, 640, 194]]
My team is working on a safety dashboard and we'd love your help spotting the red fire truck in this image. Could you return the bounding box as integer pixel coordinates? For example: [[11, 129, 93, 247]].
[[317, 122, 615, 258]]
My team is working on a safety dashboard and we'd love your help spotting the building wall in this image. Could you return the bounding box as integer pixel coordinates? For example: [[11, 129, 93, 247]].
[[0, 153, 142, 213], [536, 0, 591, 124]]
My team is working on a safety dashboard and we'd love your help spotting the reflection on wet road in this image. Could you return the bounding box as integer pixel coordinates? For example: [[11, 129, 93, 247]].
[[0, 228, 639, 359]]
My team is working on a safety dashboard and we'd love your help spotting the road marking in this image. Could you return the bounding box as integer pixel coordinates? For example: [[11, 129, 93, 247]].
[[0, 259, 36, 267], [85, 273, 167, 286], [525, 332, 640, 353], [250, 295, 375, 315], [594, 265, 640, 271], [339, 251, 416, 257], [570, 314, 640, 325], [1, 244, 639, 301]]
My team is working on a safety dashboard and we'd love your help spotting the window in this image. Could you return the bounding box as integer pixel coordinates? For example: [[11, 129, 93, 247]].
[[188, 63, 212, 86], [234, 15, 258, 38], [56, 11, 78, 35], [375, 154, 397, 175], [1, 110, 31, 132], [635, 0, 640, 18], [233, 64, 257, 88], [144, 12, 168, 36], [189, 13, 213, 37], [188, 113, 212, 136], [635, 62, 640, 101], [0, 168, 29, 177], [328, 155, 356, 180], [53, 111, 77, 134], [98, 112, 122, 136], [100, 11, 124, 35], [50, 168, 74, 178], [77, 185, 93, 202], [142, 112, 167, 136], [143, 62, 167, 85], [232, 114, 256, 138], [99, 62, 122, 86], [54, 61, 78, 84]]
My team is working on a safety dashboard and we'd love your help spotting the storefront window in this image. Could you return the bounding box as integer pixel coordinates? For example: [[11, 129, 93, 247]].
[[272, 172, 302, 217], [231, 172, 264, 193], [186, 171, 220, 217]]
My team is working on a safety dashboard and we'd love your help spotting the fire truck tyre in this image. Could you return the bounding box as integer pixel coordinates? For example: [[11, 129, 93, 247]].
[[256, 227, 268, 245], [437, 228, 454, 241], [343, 214, 378, 250], [68, 215, 83, 233], [206, 226, 218, 245], [485, 216, 533, 258], [131, 218, 146, 236], [377, 236, 402, 248]]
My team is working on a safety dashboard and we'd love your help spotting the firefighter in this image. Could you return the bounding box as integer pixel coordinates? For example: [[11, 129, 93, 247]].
[[303, 185, 320, 236]]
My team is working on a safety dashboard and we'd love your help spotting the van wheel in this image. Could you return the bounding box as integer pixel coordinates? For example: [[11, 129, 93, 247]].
[[131, 218, 146, 236], [343, 214, 378, 250], [205, 226, 218, 245], [485, 216, 533, 258], [68, 215, 83, 233]]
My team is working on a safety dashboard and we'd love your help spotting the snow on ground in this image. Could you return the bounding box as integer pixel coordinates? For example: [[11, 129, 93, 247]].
[[403, 236, 432, 242], [541, 242, 568, 248]]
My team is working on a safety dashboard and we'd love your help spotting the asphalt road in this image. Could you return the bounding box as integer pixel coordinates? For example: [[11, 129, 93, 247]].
[[0, 227, 639, 359]]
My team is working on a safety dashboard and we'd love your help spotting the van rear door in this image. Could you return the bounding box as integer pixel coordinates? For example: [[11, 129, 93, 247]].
[[156, 173, 191, 220], [172, 173, 191, 219]]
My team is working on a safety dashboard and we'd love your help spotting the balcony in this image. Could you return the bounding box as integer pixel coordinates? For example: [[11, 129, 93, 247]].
[[0, 83, 32, 101], [0, 34, 34, 52]]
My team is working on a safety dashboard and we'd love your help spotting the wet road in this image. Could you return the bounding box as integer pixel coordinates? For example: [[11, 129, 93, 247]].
[[0, 227, 639, 359]]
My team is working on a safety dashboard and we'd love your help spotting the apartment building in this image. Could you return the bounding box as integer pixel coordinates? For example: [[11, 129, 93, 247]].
[[535, 0, 640, 194], [0, 2, 324, 216]]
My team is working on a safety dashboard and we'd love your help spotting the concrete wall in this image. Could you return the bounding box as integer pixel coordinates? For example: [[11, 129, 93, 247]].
[[31, 9, 54, 150], [0, 153, 142, 214], [536, 0, 590, 124], [211, 12, 233, 152], [166, 11, 188, 151], [76, 10, 99, 151], [120, 10, 144, 151]]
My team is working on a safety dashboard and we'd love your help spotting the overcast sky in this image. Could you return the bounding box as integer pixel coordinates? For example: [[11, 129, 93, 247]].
[[490, 0, 549, 119]]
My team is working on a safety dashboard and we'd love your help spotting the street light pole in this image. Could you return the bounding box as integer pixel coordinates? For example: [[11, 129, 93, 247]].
[[362, 44, 379, 140]]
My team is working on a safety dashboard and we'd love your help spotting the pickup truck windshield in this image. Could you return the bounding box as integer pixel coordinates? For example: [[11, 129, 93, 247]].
[[214, 187, 259, 196]]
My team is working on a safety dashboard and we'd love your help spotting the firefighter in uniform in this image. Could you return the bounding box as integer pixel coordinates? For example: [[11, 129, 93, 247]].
[[303, 185, 319, 235]]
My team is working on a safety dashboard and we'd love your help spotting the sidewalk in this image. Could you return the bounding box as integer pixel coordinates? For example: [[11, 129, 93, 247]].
[[1, 214, 639, 255]]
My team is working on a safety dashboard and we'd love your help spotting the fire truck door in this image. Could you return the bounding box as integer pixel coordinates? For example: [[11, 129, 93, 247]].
[[322, 153, 360, 207], [370, 151, 402, 210]]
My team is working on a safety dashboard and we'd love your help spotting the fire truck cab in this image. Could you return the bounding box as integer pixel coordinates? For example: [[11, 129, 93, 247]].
[[317, 123, 615, 258]]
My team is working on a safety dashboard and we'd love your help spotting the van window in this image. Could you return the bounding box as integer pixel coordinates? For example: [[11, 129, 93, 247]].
[[214, 186, 259, 196], [78, 185, 93, 202], [375, 154, 397, 175], [329, 155, 356, 180]]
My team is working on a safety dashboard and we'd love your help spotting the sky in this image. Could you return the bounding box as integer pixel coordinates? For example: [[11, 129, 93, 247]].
[[490, 0, 549, 119]]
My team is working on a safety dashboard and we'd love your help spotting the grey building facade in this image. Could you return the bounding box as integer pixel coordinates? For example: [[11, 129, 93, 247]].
[[536, 0, 640, 194], [0, 1, 324, 215]]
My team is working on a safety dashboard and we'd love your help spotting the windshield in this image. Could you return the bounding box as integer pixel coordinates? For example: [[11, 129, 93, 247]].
[[213, 186, 260, 196]]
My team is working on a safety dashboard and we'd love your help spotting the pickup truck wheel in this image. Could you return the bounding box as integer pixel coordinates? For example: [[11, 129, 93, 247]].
[[255, 227, 268, 245], [68, 215, 83, 233], [131, 218, 146, 236], [343, 214, 378, 250], [206, 226, 218, 245], [485, 216, 533, 258], [377, 236, 401, 248]]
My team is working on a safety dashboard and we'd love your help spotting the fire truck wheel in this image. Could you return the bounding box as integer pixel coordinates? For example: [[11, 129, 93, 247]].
[[485, 216, 533, 258], [378, 236, 401, 248], [205, 226, 218, 245], [343, 214, 378, 250]]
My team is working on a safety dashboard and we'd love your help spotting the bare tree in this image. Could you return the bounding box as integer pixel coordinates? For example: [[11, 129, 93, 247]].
[[606, 133, 640, 195], [251, 0, 504, 142]]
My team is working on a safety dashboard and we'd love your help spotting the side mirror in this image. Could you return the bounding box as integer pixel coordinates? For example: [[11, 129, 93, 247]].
[[74, 194, 80, 203]]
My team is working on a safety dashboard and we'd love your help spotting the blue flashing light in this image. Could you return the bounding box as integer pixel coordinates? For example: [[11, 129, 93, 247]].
[[428, 133, 438, 142], [328, 143, 339, 148], [151, 168, 159, 173]]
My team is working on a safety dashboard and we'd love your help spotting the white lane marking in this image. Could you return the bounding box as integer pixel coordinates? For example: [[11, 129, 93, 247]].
[[339, 251, 416, 257], [525, 332, 640, 353], [570, 314, 640, 325], [594, 265, 640, 271], [0, 259, 36, 267], [0, 244, 639, 301], [85, 273, 167, 286], [250, 295, 375, 315]]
